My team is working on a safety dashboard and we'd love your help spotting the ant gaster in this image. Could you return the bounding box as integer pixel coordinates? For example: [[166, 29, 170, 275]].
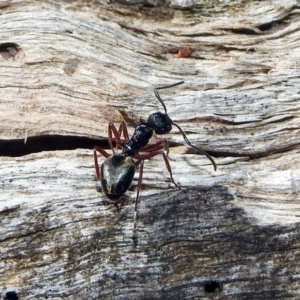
[[94, 81, 216, 229]]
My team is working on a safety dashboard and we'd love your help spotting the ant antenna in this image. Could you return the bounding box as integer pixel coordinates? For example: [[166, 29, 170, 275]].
[[172, 123, 217, 171], [154, 81, 184, 114], [154, 81, 217, 171]]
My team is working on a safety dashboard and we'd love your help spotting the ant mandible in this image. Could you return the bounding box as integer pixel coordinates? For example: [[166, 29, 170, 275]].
[[94, 81, 216, 229]]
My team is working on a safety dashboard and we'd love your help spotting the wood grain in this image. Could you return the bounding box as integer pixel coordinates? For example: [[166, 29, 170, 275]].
[[1, 0, 300, 299]]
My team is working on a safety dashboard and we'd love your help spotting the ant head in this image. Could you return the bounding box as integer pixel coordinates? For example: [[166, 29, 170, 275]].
[[147, 112, 173, 134]]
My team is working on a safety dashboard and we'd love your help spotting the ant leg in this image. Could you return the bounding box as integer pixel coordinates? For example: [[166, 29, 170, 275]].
[[109, 122, 122, 143], [138, 150, 181, 189], [109, 121, 130, 151], [118, 122, 123, 136], [108, 122, 124, 152], [121, 120, 130, 141], [117, 121, 129, 141], [113, 120, 130, 142], [141, 139, 175, 161], [93, 146, 111, 179], [133, 160, 144, 230], [140, 139, 166, 152], [108, 123, 116, 153]]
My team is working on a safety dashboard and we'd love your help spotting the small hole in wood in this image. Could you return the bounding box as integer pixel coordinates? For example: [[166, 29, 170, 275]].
[[204, 280, 222, 293], [0, 42, 23, 60], [64, 58, 80, 76], [4, 291, 19, 300]]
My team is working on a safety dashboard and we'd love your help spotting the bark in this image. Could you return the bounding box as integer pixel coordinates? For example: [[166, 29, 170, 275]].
[[1, 0, 300, 299]]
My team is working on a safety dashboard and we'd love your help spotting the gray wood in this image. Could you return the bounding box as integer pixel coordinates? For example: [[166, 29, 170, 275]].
[[1, 1, 300, 299]]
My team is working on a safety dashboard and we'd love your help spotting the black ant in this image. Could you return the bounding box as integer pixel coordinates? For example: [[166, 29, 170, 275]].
[[94, 81, 216, 229]]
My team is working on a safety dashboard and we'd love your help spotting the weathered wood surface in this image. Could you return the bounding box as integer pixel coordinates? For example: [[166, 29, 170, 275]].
[[1, 0, 300, 299]]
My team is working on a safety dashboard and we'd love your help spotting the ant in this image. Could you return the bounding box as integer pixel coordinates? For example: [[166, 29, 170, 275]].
[[94, 81, 216, 229]]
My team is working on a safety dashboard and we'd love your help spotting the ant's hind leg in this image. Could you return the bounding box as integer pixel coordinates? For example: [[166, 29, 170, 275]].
[[108, 121, 130, 150], [108, 122, 124, 152], [133, 160, 145, 230], [117, 121, 130, 141], [120, 120, 130, 141], [93, 146, 110, 179]]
